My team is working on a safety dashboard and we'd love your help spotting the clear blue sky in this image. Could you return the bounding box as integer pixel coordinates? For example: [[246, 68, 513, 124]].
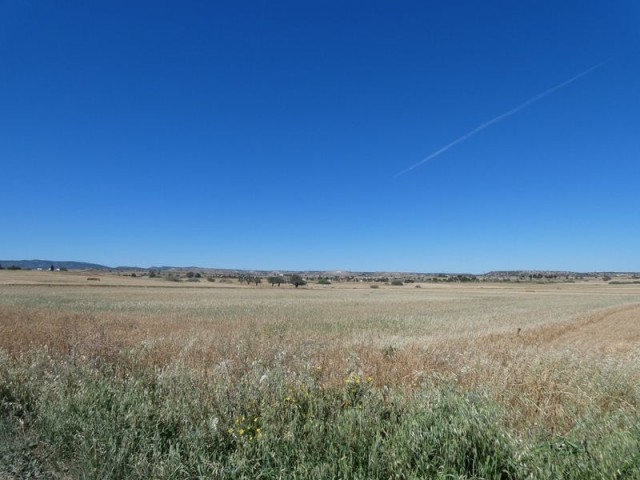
[[2, 1, 639, 272]]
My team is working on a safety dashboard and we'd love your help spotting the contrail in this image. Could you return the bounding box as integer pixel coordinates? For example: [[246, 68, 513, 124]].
[[394, 59, 610, 178]]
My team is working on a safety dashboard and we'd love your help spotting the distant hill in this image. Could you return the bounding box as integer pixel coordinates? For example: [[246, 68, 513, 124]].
[[0, 260, 111, 270], [1, 260, 637, 278], [482, 270, 638, 279]]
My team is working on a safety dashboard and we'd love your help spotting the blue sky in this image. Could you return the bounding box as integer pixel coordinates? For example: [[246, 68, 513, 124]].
[[2, 1, 639, 272]]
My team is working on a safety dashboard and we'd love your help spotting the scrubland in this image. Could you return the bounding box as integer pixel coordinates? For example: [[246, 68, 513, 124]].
[[1, 271, 640, 478]]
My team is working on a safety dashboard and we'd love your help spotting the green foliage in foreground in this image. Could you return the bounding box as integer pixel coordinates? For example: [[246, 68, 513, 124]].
[[1, 351, 640, 479]]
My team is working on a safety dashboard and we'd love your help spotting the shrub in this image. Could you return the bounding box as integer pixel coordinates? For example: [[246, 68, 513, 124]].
[[390, 280, 404, 286]]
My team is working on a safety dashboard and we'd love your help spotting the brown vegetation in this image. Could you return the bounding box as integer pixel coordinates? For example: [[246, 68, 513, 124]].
[[2, 271, 639, 433]]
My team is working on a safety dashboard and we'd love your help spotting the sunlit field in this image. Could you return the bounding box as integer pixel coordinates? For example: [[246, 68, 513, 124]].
[[2, 270, 640, 478]]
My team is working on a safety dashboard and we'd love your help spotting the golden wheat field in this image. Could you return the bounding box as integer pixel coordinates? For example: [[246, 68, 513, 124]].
[[2, 270, 640, 432]]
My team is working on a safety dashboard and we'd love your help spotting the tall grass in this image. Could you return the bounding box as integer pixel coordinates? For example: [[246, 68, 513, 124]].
[[2, 281, 640, 478], [2, 347, 639, 479]]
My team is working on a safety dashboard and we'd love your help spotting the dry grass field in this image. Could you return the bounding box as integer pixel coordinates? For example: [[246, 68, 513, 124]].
[[2, 270, 640, 478]]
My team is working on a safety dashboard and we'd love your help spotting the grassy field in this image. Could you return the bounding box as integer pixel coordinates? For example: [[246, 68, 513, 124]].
[[2, 270, 640, 478]]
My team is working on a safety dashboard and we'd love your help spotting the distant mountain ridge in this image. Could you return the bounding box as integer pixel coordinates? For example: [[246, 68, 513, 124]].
[[0, 260, 111, 270], [0, 260, 637, 277]]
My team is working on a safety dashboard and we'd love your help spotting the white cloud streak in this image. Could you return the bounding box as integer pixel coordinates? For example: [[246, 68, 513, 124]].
[[394, 60, 610, 178]]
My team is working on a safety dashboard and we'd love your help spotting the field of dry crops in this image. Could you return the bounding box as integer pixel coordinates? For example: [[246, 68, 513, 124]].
[[3, 271, 640, 425], [2, 270, 640, 478]]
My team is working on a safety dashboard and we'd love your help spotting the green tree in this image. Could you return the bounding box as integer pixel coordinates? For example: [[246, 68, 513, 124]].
[[290, 274, 306, 288]]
